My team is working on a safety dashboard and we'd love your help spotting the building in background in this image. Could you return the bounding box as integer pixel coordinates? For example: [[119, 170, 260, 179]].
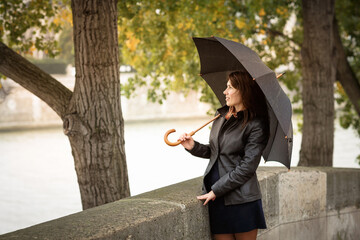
[[0, 65, 210, 130]]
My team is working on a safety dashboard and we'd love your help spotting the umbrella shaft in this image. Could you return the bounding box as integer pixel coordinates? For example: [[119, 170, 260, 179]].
[[190, 114, 221, 136]]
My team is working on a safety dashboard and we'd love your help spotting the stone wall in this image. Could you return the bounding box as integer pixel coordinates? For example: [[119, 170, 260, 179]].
[[257, 167, 360, 239], [1, 167, 359, 240]]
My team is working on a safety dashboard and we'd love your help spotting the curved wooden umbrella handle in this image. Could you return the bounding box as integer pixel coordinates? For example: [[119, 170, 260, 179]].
[[164, 129, 196, 146], [164, 114, 221, 147], [164, 129, 182, 146]]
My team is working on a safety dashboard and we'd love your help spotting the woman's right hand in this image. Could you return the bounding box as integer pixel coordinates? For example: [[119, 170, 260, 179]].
[[178, 133, 195, 150]]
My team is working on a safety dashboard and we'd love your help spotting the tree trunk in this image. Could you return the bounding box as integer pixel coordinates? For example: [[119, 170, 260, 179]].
[[65, 0, 130, 209], [0, 0, 130, 210], [299, 0, 336, 166], [333, 17, 360, 116]]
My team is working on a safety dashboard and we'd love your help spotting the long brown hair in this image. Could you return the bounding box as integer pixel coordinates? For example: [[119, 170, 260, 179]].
[[227, 71, 269, 129]]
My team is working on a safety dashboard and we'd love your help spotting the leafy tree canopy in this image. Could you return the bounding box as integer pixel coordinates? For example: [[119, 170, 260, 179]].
[[118, 0, 301, 107], [0, 0, 66, 57]]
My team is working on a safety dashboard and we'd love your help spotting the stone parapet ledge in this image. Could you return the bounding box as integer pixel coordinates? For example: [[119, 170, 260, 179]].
[[257, 167, 360, 239], [1, 167, 359, 240], [0, 177, 211, 240]]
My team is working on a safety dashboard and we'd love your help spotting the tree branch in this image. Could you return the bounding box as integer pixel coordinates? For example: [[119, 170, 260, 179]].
[[0, 42, 73, 118], [333, 18, 360, 116], [265, 28, 302, 48]]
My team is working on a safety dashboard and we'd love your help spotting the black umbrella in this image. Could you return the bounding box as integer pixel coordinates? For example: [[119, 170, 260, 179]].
[[192, 36, 293, 169]]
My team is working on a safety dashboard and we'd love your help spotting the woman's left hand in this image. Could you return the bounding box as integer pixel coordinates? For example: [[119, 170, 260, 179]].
[[197, 191, 216, 206]]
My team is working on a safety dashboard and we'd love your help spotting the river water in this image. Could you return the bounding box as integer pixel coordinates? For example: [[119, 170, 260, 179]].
[[0, 118, 359, 234]]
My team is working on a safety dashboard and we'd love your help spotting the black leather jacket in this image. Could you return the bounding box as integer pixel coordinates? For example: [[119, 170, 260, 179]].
[[188, 105, 269, 205]]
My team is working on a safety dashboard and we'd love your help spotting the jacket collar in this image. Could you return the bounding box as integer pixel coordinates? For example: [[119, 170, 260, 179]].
[[217, 105, 229, 117], [217, 105, 245, 119]]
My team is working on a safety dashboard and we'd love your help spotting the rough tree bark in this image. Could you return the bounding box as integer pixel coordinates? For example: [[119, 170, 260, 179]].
[[299, 0, 336, 166], [66, 0, 130, 209], [0, 0, 130, 210]]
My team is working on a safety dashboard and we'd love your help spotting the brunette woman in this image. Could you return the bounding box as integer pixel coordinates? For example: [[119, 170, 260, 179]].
[[179, 71, 269, 240]]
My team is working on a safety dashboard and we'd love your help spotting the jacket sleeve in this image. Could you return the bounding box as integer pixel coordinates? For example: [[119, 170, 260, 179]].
[[211, 119, 268, 197], [186, 141, 211, 159]]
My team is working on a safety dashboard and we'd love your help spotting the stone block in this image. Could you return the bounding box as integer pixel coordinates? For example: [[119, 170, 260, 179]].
[[325, 168, 360, 211], [278, 169, 327, 223], [258, 168, 280, 229]]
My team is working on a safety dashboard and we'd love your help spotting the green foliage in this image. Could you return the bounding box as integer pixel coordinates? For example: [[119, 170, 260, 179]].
[[118, 0, 302, 110], [335, 0, 360, 66], [335, 83, 360, 137], [0, 0, 63, 57]]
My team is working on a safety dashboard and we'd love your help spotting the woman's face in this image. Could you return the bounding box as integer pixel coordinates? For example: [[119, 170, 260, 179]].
[[223, 80, 243, 110]]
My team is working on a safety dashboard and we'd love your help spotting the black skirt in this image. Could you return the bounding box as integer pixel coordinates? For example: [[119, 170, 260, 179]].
[[205, 161, 267, 234]]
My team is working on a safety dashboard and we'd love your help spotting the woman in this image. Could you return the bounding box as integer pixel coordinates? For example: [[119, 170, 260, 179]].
[[179, 71, 269, 240]]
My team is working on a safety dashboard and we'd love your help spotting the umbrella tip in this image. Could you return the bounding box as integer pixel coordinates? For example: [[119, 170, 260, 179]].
[[276, 72, 286, 79]]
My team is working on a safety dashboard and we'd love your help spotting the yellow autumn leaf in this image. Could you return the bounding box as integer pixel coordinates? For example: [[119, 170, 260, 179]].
[[126, 38, 140, 52], [235, 19, 246, 29], [62, 9, 72, 22], [185, 19, 194, 30], [276, 7, 288, 16], [163, 46, 173, 59], [53, 9, 73, 26], [184, 23, 191, 31], [259, 29, 266, 35], [29, 45, 36, 55], [53, 17, 59, 25], [177, 22, 184, 30], [336, 82, 345, 95], [259, 8, 266, 17], [125, 31, 133, 39]]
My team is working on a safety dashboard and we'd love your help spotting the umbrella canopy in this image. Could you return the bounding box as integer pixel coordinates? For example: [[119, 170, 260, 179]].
[[192, 36, 293, 169]]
